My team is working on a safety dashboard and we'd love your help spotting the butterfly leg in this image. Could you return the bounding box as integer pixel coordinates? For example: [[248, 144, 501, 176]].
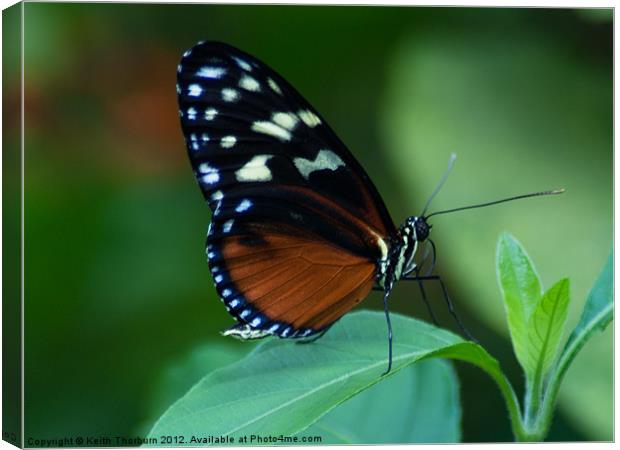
[[381, 288, 393, 376], [414, 268, 439, 326], [425, 239, 438, 277], [432, 276, 477, 342], [403, 274, 477, 343]]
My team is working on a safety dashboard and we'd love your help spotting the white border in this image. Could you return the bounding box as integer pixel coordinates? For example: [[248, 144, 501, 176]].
[[0, 2, 614, 450]]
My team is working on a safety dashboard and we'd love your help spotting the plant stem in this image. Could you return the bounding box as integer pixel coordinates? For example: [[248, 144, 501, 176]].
[[487, 367, 529, 441], [473, 357, 547, 441], [434, 344, 529, 441], [524, 376, 542, 428]]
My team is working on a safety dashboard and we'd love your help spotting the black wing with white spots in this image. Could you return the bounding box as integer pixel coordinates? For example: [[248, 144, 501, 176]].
[[177, 41, 395, 238]]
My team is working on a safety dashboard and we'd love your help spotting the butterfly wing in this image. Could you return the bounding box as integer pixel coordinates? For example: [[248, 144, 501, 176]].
[[178, 41, 395, 338], [208, 218, 376, 339]]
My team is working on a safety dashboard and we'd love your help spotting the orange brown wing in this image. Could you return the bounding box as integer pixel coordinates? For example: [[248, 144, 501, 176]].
[[214, 232, 375, 337]]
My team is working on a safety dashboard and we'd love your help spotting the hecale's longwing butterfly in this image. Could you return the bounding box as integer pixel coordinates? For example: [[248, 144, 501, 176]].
[[177, 41, 562, 373]]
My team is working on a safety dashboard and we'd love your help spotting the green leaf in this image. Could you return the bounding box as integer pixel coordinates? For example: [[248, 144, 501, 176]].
[[526, 278, 570, 381], [566, 252, 613, 345], [551, 252, 612, 392], [302, 360, 461, 443], [497, 233, 543, 377], [552, 253, 613, 438], [146, 343, 253, 425], [146, 310, 521, 444], [535, 252, 613, 438]]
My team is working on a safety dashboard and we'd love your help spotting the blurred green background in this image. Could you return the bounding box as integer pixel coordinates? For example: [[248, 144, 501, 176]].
[[10, 3, 612, 443]]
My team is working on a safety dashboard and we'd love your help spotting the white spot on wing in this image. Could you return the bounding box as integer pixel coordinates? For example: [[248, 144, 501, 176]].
[[222, 324, 270, 339], [272, 112, 298, 130], [235, 199, 252, 213], [188, 84, 203, 97], [293, 149, 346, 179], [235, 155, 274, 182], [187, 107, 197, 120], [197, 66, 226, 79], [220, 135, 237, 148], [222, 288, 231, 297], [232, 56, 252, 71], [211, 190, 223, 202], [223, 219, 234, 233], [239, 75, 260, 92], [240, 309, 251, 318], [204, 108, 218, 121], [268, 324, 279, 333], [221, 88, 240, 102], [189, 133, 199, 150], [251, 121, 291, 142], [250, 317, 262, 327], [268, 77, 282, 95], [230, 299, 239, 308], [198, 162, 220, 185], [298, 109, 321, 127], [214, 274, 223, 283]]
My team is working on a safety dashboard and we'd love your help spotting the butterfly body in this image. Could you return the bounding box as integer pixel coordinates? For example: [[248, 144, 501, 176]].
[[177, 41, 431, 345], [379, 216, 430, 291]]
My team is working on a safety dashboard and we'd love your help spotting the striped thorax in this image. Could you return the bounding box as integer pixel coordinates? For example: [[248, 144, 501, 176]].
[[377, 216, 431, 291]]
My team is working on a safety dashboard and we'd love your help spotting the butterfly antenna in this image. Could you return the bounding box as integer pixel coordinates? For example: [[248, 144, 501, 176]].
[[421, 153, 457, 216], [426, 189, 565, 219]]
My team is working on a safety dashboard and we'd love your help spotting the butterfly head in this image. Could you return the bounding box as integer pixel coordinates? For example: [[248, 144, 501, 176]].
[[404, 216, 431, 243]]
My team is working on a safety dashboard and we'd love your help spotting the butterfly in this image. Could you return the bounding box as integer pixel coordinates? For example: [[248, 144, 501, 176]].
[[176, 41, 562, 374]]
